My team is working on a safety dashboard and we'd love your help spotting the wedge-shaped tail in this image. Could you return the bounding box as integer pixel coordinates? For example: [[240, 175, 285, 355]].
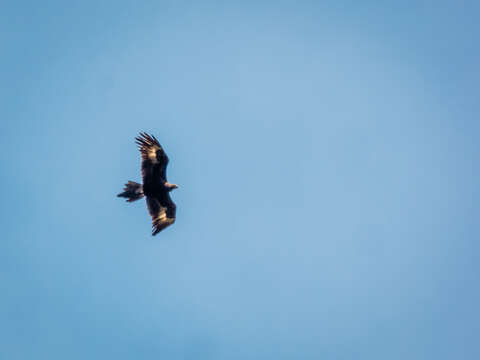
[[117, 181, 144, 202]]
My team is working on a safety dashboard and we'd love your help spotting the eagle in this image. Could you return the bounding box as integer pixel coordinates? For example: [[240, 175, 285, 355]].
[[117, 132, 178, 235]]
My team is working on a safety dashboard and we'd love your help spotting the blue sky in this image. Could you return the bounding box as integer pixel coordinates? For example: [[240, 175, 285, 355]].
[[1, 1, 479, 359]]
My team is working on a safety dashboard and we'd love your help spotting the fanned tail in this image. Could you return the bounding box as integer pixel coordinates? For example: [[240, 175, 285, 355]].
[[117, 181, 144, 202]]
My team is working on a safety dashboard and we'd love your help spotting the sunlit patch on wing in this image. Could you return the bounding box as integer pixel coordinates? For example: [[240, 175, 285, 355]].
[[147, 147, 158, 163], [152, 208, 175, 235]]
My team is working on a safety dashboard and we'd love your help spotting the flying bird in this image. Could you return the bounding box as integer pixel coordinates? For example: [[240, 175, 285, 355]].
[[117, 132, 178, 235]]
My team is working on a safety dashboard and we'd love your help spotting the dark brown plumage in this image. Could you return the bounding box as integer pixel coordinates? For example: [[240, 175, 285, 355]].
[[117, 132, 178, 235]]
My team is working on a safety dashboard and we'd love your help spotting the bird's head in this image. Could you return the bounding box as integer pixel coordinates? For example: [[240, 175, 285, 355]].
[[166, 182, 179, 191]]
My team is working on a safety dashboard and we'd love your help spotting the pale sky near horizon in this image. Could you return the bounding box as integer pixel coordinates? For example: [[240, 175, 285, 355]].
[[1, 1, 479, 359]]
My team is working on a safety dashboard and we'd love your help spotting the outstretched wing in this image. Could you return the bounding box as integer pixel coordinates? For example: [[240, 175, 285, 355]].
[[146, 195, 176, 235], [135, 132, 169, 183]]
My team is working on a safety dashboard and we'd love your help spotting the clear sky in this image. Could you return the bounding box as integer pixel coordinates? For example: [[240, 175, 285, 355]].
[[1, 1, 479, 359]]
